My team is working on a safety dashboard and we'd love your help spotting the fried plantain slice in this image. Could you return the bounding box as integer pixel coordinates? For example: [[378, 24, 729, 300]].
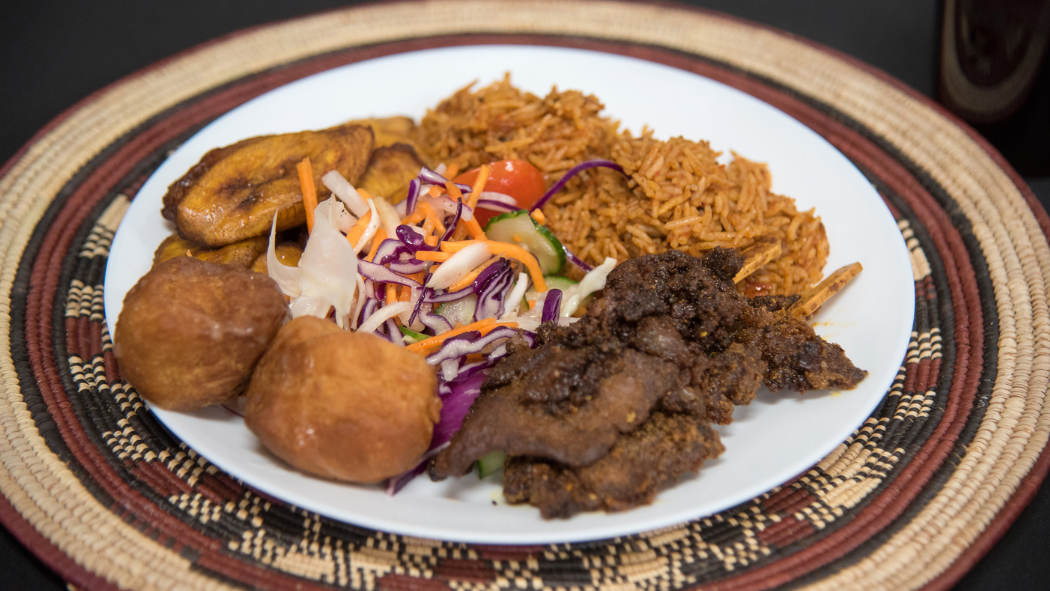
[[250, 242, 304, 275], [167, 123, 374, 248], [358, 143, 426, 204], [161, 136, 266, 222], [153, 234, 269, 269], [347, 116, 417, 148]]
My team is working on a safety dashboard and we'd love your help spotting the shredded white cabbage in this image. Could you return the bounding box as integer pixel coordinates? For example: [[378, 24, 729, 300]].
[[506, 290, 549, 331], [357, 301, 413, 335], [321, 170, 369, 217], [266, 215, 301, 298], [560, 257, 617, 317], [372, 196, 402, 240], [440, 359, 459, 381], [426, 243, 491, 289], [349, 274, 367, 330], [352, 199, 381, 254], [332, 201, 357, 234], [500, 273, 530, 320], [268, 199, 360, 329]]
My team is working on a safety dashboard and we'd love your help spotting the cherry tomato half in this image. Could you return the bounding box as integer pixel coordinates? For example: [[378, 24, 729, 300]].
[[454, 159, 546, 227]]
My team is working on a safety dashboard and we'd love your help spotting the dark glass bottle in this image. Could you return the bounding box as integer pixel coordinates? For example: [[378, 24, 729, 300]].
[[937, 0, 1050, 176]]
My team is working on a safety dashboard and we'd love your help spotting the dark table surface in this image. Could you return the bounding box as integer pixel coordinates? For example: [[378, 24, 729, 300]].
[[2, 1, 1047, 589]]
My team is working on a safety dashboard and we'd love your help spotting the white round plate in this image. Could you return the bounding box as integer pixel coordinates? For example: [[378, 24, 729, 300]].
[[104, 45, 914, 544]]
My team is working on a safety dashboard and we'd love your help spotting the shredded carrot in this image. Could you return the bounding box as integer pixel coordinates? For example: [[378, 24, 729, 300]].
[[467, 164, 490, 209], [451, 223, 471, 241], [398, 285, 412, 302], [345, 210, 372, 247], [442, 240, 547, 292], [415, 250, 451, 262], [401, 207, 426, 226], [385, 283, 398, 306], [530, 209, 546, 225], [357, 187, 373, 201], [447, 258, 498, 292], [423, 203, 446, 236], [366, 228, 388, 261], [444, 181, 463, 204], [462, 216, 487, 239], [444, 164, 460, 180], [406, 318, 520, 355], [427, 185, 442, 199], [297, 158, 317, 233]]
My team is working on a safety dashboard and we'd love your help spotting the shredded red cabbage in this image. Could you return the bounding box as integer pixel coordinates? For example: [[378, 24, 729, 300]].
[[385, 318, 403, 346], [438, 198, 465, 243], [407, 269, 432, 326], [431, 371, 487, 448], [404, 178, 421, 215], [531, 159, 625, 211], [563, 246, 594, 272], [357, 298, 379, 327], [474, 263, 514, 322], [372, 239, 426, 274], [358, 260, 423, 288], [373, 238, 410, 264], [475, 191, 518, 213], [541, 289, 563, 323], [425, 326, 520, 366], [472, 258, 509, 294], [396, 224, 435, 252], [384, 443, 448, 495], [418, 310, 452, 334], [418, 167, 472, 193], [423, 286, 474, 304]]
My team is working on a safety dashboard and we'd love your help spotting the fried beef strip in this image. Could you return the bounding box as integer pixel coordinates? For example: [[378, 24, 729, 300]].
[[430, 248, 867, 517], [428, 346, 681, 477], [737, 297, 869, 393], [502, 412, 725, 519]]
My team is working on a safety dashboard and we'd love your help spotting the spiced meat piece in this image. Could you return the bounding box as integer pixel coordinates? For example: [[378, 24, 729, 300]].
[[502, 412, 725, 519], [661, 342, 766, 425], [431, 248, 866, 517], [584, 248, 751, 349], [596, 248, 865, 393], [750, 294, 801, 312], [431, 249, 758, 481], [429, 347, 681, 478], [734, 306, 868, 392]]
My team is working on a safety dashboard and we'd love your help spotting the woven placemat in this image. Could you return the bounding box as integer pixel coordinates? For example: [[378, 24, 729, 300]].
[[2, 2, 1048, 589]]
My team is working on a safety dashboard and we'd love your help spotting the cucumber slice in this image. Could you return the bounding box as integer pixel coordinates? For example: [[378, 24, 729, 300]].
[[476, 450, 506, 479], [483, 210, 566, 275], [398, 326, 427, 344], [434, 293, 478, 327], [543, 275, 579, 291], [525, 275, 579, 300]]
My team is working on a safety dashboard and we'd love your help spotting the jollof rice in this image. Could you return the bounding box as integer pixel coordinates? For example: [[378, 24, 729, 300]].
[[414, 75, 828, 296]]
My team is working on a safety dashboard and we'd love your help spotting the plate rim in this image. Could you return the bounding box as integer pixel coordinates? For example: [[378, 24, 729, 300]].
[[103, 43, 916, 544]]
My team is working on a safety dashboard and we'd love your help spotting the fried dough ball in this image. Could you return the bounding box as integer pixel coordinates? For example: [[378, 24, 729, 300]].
[[244, 316, 441, 484], [114, 257, 290, 411]]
